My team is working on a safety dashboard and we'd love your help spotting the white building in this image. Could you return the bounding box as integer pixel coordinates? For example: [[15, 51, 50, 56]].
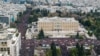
[[0, 0, 26, 26], [0, 51, 9, 56], [33, 5, 81, 13], [37, 17, 79, 36], [0, 28, 21, 56], [26, 16, 87, 39], [78, 6, 96, 13]]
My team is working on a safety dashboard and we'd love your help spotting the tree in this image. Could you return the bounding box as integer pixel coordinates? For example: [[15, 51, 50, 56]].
[[76, 43, 86, 56], [75, 32, 83, 39], [90, 10, 93, 13], [15, 20, 20, 24], [28, 14, 38, 24], [76, 32, 79, 38], [41, 9, 49, 16], [37, 29, 45, 39], [82, 19, 91, 27], [80, 44, 85, 56], [76, 43, 80, 50], [94, 28, 100, 39], [10, 23, 16, 28], [69, 43, 86, 56], [56, 48, 61, 56], [56, 10, 62, 17], [70, 48, 77, 56], [23, 11, 27, 15], [76, 43, 81, 56], [46, 49, 52, 56], [35, 8, 40, 13], [28, 16, 33, 23], [33, 14, 38, 22], [88, 31, 93, 36], [18, 12, 23, 17], [51, 42, 57, 56]]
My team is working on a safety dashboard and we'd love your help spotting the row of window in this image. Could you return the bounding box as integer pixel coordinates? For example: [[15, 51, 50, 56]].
[[1, 42, 7, 44], [38, 25, 78, 27], [39, 22, 78, 24], [0, 48, 9, 51], [0, 42, 7, 46], [0, 48, 10, 54]]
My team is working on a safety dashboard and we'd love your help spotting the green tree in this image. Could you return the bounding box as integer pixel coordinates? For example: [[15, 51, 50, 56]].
[[41, 9, 49, 16], [76, 32, 79, 38], [46, 49, 52, 56], [56, 48, 61, 56], [56, 10, 62, 17], [28, 16, 33, 23], [28, 14, 38, 24], [76, 43, 81, 56], [33, 14, 38, 22], [51, 42, 57, 56], [15, 20, 20, 24], [76, 43, 86, 56], [80, 44, 85, 56], [75, 32, 83, 39], [37, 29, 45, 39], [88, 31, 93, 36], [18, 12, 23, 17], [83, 20, 91, 27], [76, 43, 80, 50], [70, 48, 77, 56]]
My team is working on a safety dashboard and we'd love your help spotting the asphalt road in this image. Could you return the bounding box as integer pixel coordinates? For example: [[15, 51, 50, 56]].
[[17, 8, 35, 56], [60, 45, 69, 56], [17, 8, 100, 56]]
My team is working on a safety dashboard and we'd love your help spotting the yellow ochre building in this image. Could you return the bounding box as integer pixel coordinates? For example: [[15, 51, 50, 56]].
[[37, 16, 80, 37]]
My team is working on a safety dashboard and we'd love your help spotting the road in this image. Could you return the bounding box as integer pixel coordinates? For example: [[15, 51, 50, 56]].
[[17, 8, 100, 56], [60, 45, 69, 56], [17, 8, 35, 56]]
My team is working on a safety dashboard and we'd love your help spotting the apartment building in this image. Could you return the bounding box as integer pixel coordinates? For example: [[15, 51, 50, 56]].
[[0, 51, 9, 56], [0, 0, 26, 26], [0, 28, 21, 56]]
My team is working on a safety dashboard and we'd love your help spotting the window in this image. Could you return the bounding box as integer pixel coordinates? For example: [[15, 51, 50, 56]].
[[4, 42, 7, 44], [7, 48, 10, 54], [0, 48, 7, 51], [1, 42, 7, 46], [2, 42, 7, 44], [1, 48, 3, 51], [4, 48, 6, 51]]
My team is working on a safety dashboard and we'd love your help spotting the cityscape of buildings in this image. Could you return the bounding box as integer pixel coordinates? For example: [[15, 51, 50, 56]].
[[0, 0, 100, 56]]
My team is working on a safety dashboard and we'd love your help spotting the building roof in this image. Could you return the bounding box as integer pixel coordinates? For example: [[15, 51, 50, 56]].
[[0, 28, 17, 40], [0, 16, 9, 24], [0, 51, 8, 56], [38, 16, 78, 22]]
